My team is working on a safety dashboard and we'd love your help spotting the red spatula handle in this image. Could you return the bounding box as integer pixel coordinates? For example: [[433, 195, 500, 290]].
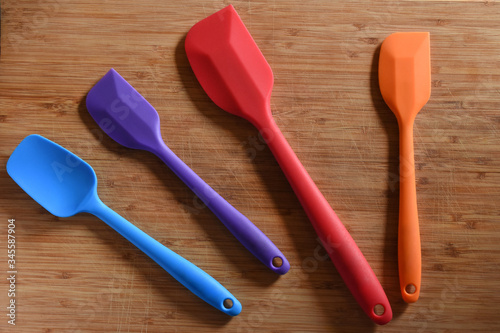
[[257, 116, 392, 324]]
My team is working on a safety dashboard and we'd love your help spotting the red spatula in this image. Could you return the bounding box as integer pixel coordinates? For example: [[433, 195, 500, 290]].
[[185, 5, 392, 324]]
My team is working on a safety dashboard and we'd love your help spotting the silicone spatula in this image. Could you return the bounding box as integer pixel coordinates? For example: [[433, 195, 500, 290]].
[[86, 69, 289, 275], [379, 32, 431, 303], [6, 134, 241, 315], [185, 5, 392, 324]]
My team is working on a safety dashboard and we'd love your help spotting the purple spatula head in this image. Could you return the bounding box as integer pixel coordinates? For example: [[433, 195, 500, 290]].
[[86, 68, 163, 152]]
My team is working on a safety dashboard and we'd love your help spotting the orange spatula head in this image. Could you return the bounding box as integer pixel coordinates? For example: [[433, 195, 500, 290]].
[[379, 32, 431, 303], [379, 32, 431, 125]]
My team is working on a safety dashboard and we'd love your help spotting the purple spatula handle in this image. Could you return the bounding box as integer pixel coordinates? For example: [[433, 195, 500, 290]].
[[151, 142, 289, 274]]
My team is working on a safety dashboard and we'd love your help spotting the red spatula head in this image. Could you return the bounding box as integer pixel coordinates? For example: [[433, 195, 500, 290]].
[[185, 5, 274, 127]]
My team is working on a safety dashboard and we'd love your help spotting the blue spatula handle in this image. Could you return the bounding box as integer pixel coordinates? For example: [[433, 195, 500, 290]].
[[85, 198, 241, 316], [151, 143, 289, 275]]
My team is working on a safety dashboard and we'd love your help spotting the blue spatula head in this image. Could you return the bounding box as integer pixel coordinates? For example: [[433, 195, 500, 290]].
[[86, 69, 164, 152], [6, 135, 98, 217]]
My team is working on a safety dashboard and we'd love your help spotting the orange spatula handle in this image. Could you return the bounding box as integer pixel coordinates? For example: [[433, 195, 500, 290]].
[[398, 122, 421, 303], [257, 116, 392, 325]]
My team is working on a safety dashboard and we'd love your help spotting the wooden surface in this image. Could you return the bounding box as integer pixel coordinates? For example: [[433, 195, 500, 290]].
[[1, 0, 499, 332]]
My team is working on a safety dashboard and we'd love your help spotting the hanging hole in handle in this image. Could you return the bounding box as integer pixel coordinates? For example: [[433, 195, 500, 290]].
[[272, 256, 283, 268], [405, 283, 416, 295], [223, 298, 233, 309], [373, 304, 385, 316]]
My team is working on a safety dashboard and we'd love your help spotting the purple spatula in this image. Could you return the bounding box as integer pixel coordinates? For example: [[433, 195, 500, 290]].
[[86, 69, 289, 274]]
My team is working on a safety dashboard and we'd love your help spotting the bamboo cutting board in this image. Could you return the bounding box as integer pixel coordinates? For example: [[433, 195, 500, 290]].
[[1, 0, 499, 332]]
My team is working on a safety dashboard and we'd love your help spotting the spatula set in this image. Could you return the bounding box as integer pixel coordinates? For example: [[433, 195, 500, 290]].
[[6, 4, 430, 325]]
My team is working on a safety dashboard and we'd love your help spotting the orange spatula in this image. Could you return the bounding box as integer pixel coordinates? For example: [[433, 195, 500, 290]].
[[378, 32, 431, 303]]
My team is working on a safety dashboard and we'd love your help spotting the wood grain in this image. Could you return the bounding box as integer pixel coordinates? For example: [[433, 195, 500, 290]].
[[1, 0, 499, 332]]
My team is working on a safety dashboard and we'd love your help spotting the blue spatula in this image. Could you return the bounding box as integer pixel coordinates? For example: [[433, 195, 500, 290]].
[[6, 134, 241, 316]]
